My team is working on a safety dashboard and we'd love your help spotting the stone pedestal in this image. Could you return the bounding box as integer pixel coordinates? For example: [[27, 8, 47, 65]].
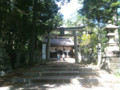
[[102, 21, 120, 72]]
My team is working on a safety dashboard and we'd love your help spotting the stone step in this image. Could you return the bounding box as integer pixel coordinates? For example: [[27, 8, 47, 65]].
[[45, 68, 100, 72], [31, 77, 99, 85], [51, 65, 85, 67], [45, 68, 107, 74], [49, 63, 85, 66], [42, 72, 97, 76], [11, 76, 99, 84], [11, 75, 117, 84], [30, 67, 83, 71], [23, 71, 98, 77], [42, 71, 97, 74], [31, 67, 100, 71], [10, 82, 99, 90], [51, 65, 93, 67]]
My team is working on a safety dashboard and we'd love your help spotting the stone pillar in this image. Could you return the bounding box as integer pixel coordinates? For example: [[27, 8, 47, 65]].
[[73, 30, 79, 63], [42, 44, 46, 60], [47, 33, 51, 61], [103, 21, 120, 71]]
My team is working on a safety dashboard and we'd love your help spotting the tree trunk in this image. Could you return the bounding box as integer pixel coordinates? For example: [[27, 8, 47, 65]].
[[29, 0, 37, 65], [16, 45, 21, 67]]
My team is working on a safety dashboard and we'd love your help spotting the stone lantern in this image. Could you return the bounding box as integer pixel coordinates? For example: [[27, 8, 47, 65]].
[[103, 21, 120, 71], [104, 21, 119, 56]]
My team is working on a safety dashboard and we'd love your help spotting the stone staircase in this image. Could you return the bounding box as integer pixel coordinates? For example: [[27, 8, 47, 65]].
[[10, 61, 120, 90]]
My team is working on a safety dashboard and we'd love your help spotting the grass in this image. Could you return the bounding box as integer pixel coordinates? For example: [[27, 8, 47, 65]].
[[114, 69, 120, 77]]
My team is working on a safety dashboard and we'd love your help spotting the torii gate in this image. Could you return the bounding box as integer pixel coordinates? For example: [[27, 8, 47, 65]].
[[46, 26, 85, 64]]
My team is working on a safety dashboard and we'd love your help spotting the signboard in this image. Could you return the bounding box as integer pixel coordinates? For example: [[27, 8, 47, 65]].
[[42, 44, 46, 60]]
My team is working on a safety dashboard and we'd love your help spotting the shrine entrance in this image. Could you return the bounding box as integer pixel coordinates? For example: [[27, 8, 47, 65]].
[[48, 38, 74, 58], [46, 26, 85, 64]]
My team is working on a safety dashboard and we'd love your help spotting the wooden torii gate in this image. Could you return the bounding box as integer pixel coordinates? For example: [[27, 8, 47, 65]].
[[47, 26, 85, 64]]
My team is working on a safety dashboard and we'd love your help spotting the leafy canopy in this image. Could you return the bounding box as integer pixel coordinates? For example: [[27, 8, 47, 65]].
[[80, 0, 119, 24]]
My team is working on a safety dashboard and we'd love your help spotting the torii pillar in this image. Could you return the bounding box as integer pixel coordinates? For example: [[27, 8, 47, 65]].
[[73, 30, 79, 64]]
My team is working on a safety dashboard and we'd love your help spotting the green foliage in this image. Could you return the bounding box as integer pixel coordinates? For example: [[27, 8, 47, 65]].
[[81, 34, 91, 53], [65, 19, 75, 27], [80, 0, 117, 24], [81, 34, 91, 46], [80, 32, 98, 54], [0, 0, 69, 69], [114, 69, 120, 77], [65, 15, 84, 27], [111, 1, 120, 7]]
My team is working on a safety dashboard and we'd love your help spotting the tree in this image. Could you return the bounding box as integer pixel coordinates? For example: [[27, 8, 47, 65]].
[[80, 0, 119, 24], [79, 0, 120, 66], [0, 0, 70, 69]]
